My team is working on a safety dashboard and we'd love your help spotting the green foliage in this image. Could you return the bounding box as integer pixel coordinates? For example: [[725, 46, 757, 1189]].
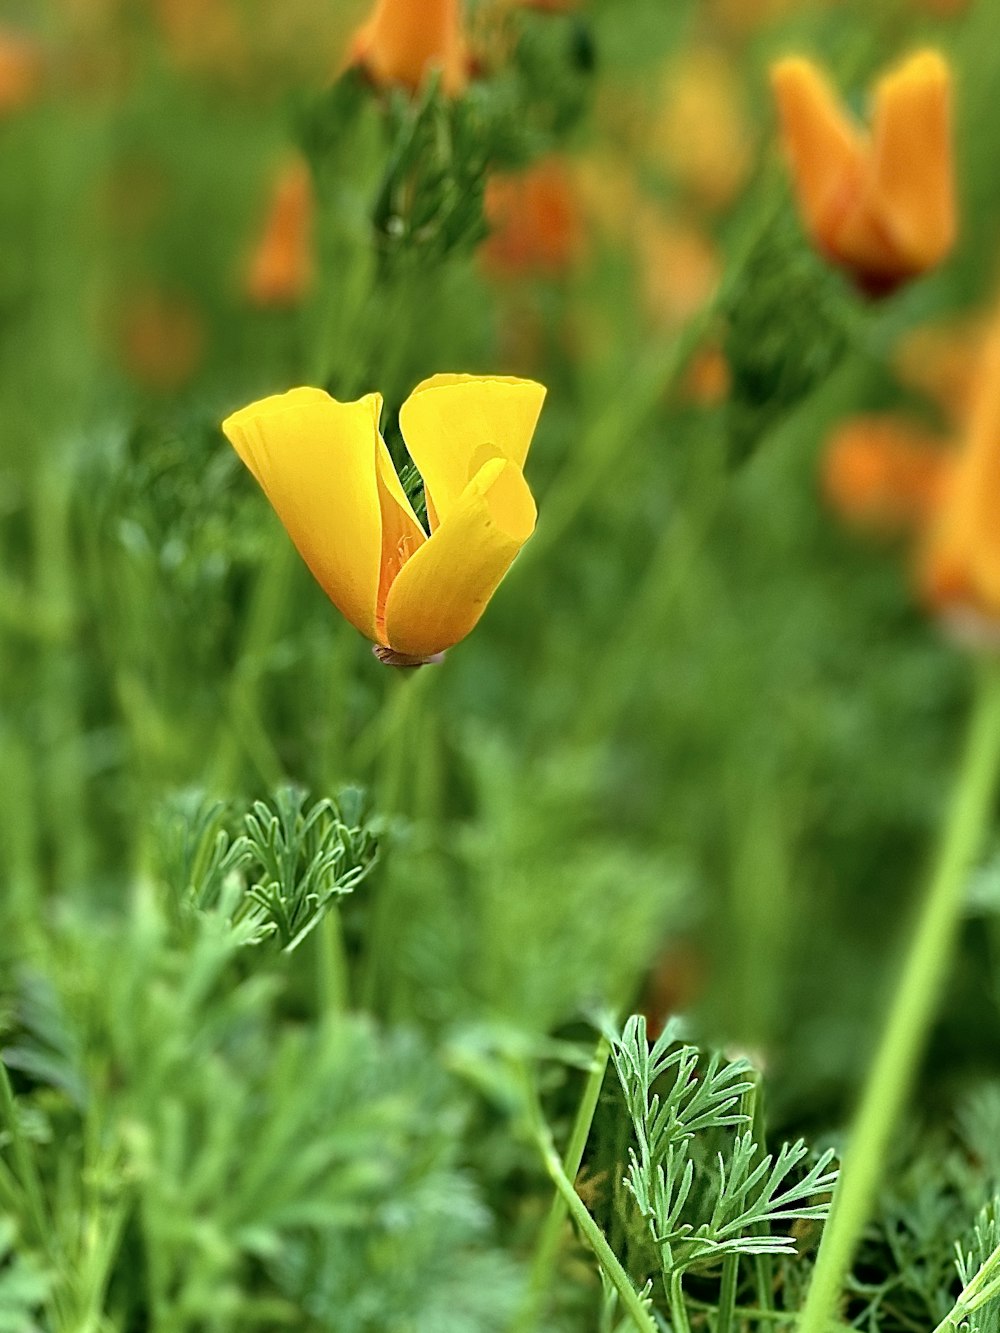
[[610, 1016, 837, 1303], [0, 842, 521, 1333], [3, 0, 1000, 1329], [0, 1220, 48, 1333], [155, 786, 379, 951]]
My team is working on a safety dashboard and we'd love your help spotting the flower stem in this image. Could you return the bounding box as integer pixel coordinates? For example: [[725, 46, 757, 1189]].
[[360, 667, 434, 1013], [799, 659, 1000, 1333], [515, 1036, 611, 1331], [531, 1123, 657, 1333]]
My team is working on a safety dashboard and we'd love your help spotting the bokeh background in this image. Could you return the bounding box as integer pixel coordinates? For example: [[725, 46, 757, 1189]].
[[4, 1, 1000, 1329]]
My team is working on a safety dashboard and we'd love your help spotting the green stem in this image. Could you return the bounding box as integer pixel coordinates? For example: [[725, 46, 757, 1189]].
[[717, 1256, 740, 1333], [0, 1059, 48, 1250], [532, 1125, 657, 1333], [316, 908, 349, 1018], [211, 536, 295, 793], [515, 1036, 612, 1331], [800, 660, 1000, 1333], [360, 668, 432, 1012], [668, 1269, 692, 1333], [745, 1073, 775, 1315], [688, 1297, 798, 1324]]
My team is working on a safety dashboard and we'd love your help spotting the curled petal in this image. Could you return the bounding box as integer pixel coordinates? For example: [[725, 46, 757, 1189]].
[[399, 374, 545, 527], [770, 57, 867, 248], [868, 50, 955, 272], [383, 455, 536, 658], [222, 388, 384, 641]]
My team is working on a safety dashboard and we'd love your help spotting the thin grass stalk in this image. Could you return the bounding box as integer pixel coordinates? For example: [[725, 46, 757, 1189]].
[[516, 1035, 612, 1331], [799, 659, 1000, 1333]]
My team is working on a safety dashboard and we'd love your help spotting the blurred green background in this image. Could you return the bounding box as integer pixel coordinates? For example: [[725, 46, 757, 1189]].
[[4, 0, 1000, 1328]]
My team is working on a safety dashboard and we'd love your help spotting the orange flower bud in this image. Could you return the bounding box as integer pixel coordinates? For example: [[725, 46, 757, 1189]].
[[823, 417, 950, 534], [246, 158, 315, 308], [771, 51, 956, 294], [482, 157, 585, 276], [348, 0, 469, 96]]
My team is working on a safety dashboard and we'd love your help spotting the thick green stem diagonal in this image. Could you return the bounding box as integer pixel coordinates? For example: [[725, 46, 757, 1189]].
[[799, 660, 1000, 1333]]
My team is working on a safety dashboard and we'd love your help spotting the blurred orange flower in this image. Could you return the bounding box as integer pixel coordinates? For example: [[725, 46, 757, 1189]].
[[0, 29, 43, 114], [704, 0, 801, 37], [246, 158, 315, 308], [636, 209, 721, 331], [482, 157, 585, 276], [893, 313, 988, 426], [653, 48, 753, 212], [681, 344, 731, 407], [348, 0, 469, 96], [771, 51, 955, 294], [153, 0, 249, 78], [823, 417, 950, 534], [922, 316, 1000, 626], [118, 289, 206, 392]]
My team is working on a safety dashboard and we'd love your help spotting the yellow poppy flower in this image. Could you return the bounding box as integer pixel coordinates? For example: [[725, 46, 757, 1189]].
[[771, 50, 955, 294], [222, 375, 545, 663]]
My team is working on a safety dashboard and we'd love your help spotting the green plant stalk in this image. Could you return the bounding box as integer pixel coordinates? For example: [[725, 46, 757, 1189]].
[[516, 1036, 612, 1331], [532, 1124, 657, 1333], [668, 1268, 692, 1333], [0, 1059, 48, 1251], [316, 907, 349, 1017], [931, 1236, 1000, 1333], [361, 667, 433, 1012], [745, 1071, 775, 1315], [717, 1255, 740, 1333], [211, 535, 295, 793], [800, 659, 1000, 1333]]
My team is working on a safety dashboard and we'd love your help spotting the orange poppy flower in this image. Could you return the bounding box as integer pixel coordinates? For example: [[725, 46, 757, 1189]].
[[0, 29, 43, 114], [348, 0, 469, 96], [771, 51, 955, 294], [823, 417, 950, 534], [482, 157, 585, 276], [246, 158, 315, 308], [922, 316, 1000, 626]]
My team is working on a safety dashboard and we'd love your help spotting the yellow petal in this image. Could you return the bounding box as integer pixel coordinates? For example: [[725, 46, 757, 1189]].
[[398, 374, 546, 527], [770, 57, 868, 245], [375, 439, 427, 644], [222, 387, 384, 641], [868, 49, 955, 270], [383, 455, 536, 658]]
